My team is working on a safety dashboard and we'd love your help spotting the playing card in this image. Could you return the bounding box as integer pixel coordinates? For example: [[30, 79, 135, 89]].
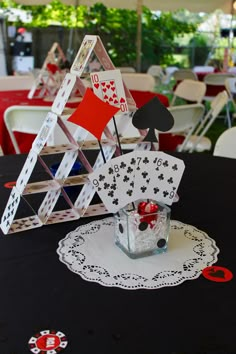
[[23, 180, 60, 195], [51, 73, 77, 115], [133, 151, 185, 205], [1, 187, 21, 234], [88, 159, 123, 213], [16, 149, 38, 194], [46, 209, 80, 224], [109, 152, 137, 208], [54, 150, 78, 181], [32, 112, 58, 154], [70, 36, 97, 77], [9, 215, 43, 234], [38, 189, 61, 223], [75, 145, 116, 214], [91, 69, 128, 113]]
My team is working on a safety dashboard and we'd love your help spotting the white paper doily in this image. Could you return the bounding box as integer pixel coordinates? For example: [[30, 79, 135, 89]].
[[57, 217, 219, 290]]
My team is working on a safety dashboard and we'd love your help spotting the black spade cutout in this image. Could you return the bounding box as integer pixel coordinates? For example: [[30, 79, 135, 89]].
[[132, 96, 174, 143]]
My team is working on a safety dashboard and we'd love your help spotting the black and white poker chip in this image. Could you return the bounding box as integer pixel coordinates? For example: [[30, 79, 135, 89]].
[[28, 329, 68, 353]]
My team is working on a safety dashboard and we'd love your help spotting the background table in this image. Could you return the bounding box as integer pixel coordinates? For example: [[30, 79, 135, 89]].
[[0, 90, 169, 155], [0, 151, 235, 353]]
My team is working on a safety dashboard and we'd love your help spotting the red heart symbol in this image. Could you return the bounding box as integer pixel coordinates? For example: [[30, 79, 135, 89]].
[[104, 95, 108, 99], [120, 97, 125, 103], [111, 87, 116, 91], [110, 81, 114, 85], [113, 93, 117, 98], [102, 88, 107, 93], [109, 97, 113, 101], [106, 84, 110, 89], [94, 83, 99, 89], [114, 99, 118, 104], [101, 82, 106, 86]]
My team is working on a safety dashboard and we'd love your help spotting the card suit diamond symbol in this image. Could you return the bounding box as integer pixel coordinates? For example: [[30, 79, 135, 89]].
[[94, 83, 99, 89]]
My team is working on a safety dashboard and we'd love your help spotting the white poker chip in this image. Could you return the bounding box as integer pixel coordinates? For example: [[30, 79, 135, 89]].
[[28, 329, 68, 353]]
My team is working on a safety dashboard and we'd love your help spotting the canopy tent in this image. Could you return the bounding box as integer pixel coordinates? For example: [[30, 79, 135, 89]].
[[13, 0, 236, 13], [13, 0, 236, 71]]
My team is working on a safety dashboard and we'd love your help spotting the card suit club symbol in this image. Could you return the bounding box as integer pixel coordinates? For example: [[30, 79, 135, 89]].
[[68, 88, 119, 140], [167, 177, 173, 184], [123, 176, 129, 182], [153, 187, 159, 194], [132, 97, 174, 143]]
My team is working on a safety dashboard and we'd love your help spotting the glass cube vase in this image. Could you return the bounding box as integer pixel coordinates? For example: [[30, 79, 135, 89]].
[[114, 200, 171, 259]]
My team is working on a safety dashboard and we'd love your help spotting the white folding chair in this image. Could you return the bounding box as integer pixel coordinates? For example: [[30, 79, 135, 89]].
[[117, 67, 136, 73], [224, 77, 236, 116], [171, 79, 206, 106], [0, 75, 35, 91], [188, 90, 229, 153], [213, 127, 236, 159], [147, 65, 165, 86], [163, 103, 205, 152], [4, 105, 51, 154], [173, 69, 198, 83], [122, 73, 155, 91], [193, 66, 215, 73]]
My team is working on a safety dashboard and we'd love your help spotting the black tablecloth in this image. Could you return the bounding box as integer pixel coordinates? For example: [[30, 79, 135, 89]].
[[0, 152, 236, 354]]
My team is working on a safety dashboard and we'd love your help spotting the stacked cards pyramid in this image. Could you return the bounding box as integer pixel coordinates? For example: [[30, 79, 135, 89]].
[[0, 35, 185, 235], [28, 42, 69, 99]]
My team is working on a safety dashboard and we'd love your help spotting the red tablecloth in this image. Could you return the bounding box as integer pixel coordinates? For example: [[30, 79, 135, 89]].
[[0, 89, 180, 154]]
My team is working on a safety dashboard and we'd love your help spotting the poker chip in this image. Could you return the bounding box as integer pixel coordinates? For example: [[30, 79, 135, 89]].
[[4, 181, 16, 189], [202, 266, 233, 282], [28, 329, 68, 353]]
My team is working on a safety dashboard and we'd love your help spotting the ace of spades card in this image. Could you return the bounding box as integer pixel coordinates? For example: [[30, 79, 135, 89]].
[[90, 70, 129, 113]]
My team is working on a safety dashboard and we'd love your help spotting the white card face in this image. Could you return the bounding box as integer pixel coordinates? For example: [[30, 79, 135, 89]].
[[70, 36, 97, 77], [54, 150, 78, 180], [133, 151, 185, 205], [110, 152, 137, 209], [32, 112, 58, 154], [9, 215, 43, 233], [51, 73, 76, 115], [38, 189, 61, 223], [90, 69, 128, 113], [16, 149, 38, 194], [1, 187, 21, 234], [88, 160, 120, 213], [74, 145, 116, 213]]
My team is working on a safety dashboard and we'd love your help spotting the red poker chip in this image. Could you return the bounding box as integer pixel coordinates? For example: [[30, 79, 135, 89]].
[[202, 266, 233, 282], [4, 181, 16, 189], [28, 329, 68, 353]]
